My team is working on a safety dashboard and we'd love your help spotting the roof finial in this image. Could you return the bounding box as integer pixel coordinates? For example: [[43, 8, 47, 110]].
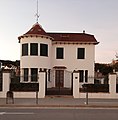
[[35, 0, 40, 23]]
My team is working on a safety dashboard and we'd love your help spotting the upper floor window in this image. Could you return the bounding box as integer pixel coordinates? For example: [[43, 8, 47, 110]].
[[30, 43, 38, 56], [22, 44, 28, 56], [77, 48, 85, 59], [40, 43, 48, 57], [56, 47, 64, 59]]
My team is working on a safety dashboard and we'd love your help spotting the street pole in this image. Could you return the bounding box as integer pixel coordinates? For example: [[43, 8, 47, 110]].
[[36, 91, 38, 104], [86, 90, 88, 105], [85, 87, 88, 105]]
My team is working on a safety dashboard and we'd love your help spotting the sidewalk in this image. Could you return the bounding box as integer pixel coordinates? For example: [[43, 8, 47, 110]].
[[0, 96, 118, 108]]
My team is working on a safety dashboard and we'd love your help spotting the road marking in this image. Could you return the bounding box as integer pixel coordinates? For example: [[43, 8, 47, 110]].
[[0, 112, 6, 115], [0, 112, 34, 115], [5, 112, 34, 115]]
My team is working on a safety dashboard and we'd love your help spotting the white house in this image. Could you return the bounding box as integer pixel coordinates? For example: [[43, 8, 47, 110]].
[[18, 22, 99, 95]]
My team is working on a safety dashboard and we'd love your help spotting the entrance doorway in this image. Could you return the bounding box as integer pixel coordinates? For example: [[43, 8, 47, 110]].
[[46, 69, 73, 95], [55, 70, 64, 88]]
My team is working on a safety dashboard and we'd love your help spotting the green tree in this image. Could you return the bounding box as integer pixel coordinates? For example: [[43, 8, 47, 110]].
[[95, 63, 113, 75], [112, 62, 118, 71]]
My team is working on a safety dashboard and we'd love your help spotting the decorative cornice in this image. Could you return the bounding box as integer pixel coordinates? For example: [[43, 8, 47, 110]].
[[52, 41, 99, 45], [18, 34, 54, 42]]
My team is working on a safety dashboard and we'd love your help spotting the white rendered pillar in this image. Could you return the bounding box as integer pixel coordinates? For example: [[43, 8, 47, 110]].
[[109, 73, 117, 95], [3, 70, 11, 96], [38, 71, 45, 98], [73, 71, 79, 98]]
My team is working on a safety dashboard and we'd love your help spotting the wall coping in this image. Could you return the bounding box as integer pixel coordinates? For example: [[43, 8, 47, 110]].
[[2, 69, 11, 73], [109, 73, 117, 75]]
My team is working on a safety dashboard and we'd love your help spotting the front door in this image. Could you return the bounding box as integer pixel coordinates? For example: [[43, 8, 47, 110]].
[[46, 69, 72, 95], [55, 70, 64, 88]]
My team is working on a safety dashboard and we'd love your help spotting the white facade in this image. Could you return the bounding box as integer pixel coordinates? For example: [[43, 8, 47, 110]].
[[20, 37, 52, 72], [52, 43, 95, 74]]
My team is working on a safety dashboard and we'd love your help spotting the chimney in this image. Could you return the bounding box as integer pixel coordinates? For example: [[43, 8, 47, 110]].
[[83, 30, 85, 34]]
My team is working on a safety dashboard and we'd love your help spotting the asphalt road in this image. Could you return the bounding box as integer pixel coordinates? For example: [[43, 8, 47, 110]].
[[0, 108, 118, 120]]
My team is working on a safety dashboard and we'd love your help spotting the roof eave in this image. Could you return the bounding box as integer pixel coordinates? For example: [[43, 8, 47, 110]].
[[94, 42, 100, 45], [52, 41, 100, 45], [18, 34, 54, 42]]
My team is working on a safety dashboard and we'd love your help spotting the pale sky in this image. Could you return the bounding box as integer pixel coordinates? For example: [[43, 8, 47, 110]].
[[0, 0, 118, 63]]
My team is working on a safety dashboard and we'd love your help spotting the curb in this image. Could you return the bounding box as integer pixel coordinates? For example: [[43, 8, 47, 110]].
[[1, 104, 118, 108]]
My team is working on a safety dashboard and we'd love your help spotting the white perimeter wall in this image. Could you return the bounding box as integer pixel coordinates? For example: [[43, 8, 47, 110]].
[[0, 71, 46, 98], [1, 72, 118, 99], [73, 73, 118, 99]]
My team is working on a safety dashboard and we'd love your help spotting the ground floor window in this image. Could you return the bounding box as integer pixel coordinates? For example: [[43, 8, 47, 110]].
[[23, 68, 38, 82], [79, 70, 84, 82], [23, 68, 29, 81], [79, 70, 88, 83], [85, 70, 88, 82], [31, 68, 38, 82], [48, 69, 51, 82]]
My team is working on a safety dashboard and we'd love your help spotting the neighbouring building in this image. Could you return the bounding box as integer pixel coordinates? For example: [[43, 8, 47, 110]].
[[18, 22, 99, 95], [112, 59, 118, 65]]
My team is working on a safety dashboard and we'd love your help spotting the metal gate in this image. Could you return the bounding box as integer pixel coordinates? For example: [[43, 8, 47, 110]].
[[0, 71, 2, 91], [46, 70, 73, 95]]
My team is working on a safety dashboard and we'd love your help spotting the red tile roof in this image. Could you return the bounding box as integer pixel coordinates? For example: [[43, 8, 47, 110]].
[[47, 33, 98, 44], [18, 23, 99, 44], [24, 23, 47, 35]]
